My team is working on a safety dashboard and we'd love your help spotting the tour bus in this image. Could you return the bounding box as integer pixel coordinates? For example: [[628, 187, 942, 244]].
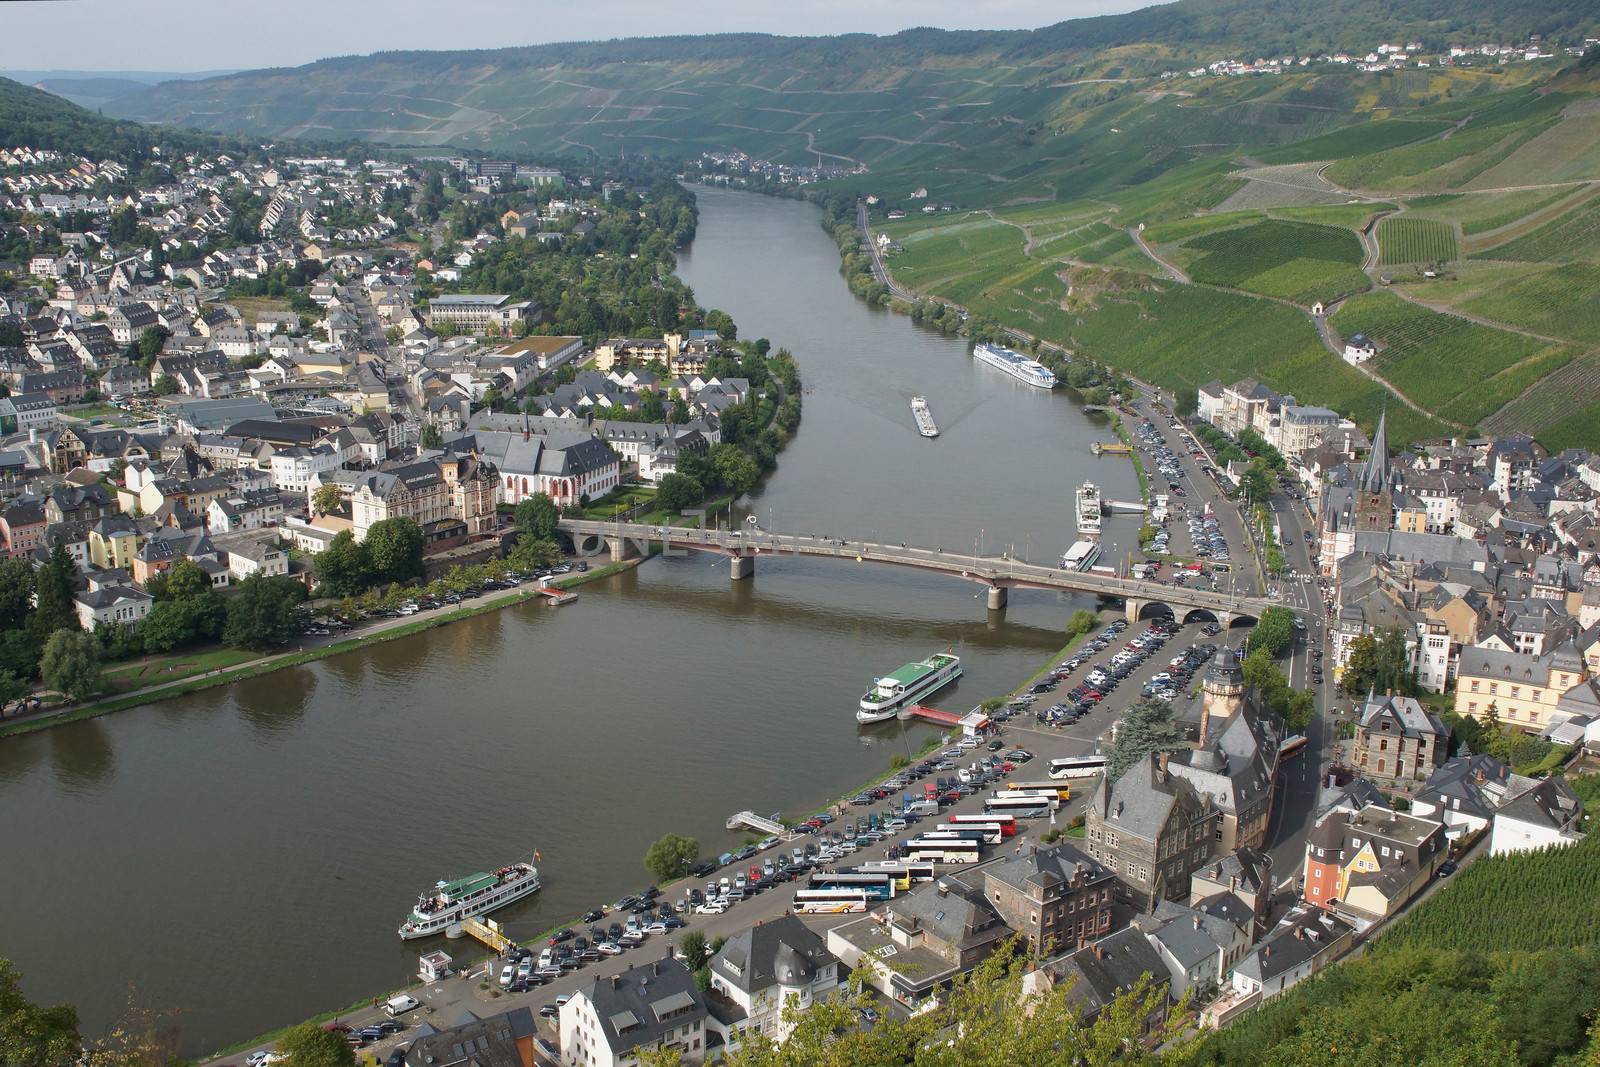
[[984, 792, 1056, 816], [855, 860, 939, 885], [1008, 780, 1072, 800], [899, 836, 983, 864], [950, 812, 1017, 837], [807, 871, 899, 899], [793, 888, 873, 914], [931, 822, 1004, 844], [1279, 734, 1309, 759], [1048, 755, 1108, 781]]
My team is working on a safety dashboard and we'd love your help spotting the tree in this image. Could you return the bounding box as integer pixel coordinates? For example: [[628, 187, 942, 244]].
[[314, 530, 374, 597], [29, 541, 79, 641], [40, 630, 103, 701], [365, 517, 425, 584], [1175, 385, 1198, 419], [1107, 699, 1187, 781], [0, 671, 27, 710], [276, 1020, 357, 1067], [708, 443, 759, 495], [0, 958, 82, 1067], [514, 492, 561, 539], [1247, 607, 1296, 658], [656, 473, 703, 512], [1064, 609, 1098, 641], [677, 931, 710, 972], [152, 373, 179, 395], [1343, 625, 1417, 696], [223, 575, 307, 651], [311, 484, 343, 517], [0, 557, 33, 631], [419, 423, 443, 449], [507, 535, 563, 573], [643, 832, 699, 883], [140, 593, 226, 653], [136, 324, 169, 362], [0, 631, 40, 681], [148, 558, 210, 602]]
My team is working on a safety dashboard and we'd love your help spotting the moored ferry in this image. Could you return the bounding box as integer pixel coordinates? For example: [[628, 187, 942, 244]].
[[1060, 540, 1102, 572], [1076, 481, 1103, 538], [398, 857, 541, 939], [858, 653, 962, 723], [972, 343, 1058, 389]]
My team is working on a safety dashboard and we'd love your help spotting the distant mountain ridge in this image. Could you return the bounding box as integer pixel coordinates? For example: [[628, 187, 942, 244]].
[[106, 0, 1598, 157]]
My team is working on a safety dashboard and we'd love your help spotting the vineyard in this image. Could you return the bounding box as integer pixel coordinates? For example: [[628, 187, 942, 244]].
[[1330, 291, 1576, 425], [1473, 193, 1600, 263], [1463, 263, 1600, 345], [1183, 219, 1368, 305], [1378, 216, 1459, 264], [1384, 828, 1600, 954], [1268, 202, 1395, 229], [1480, 350, 1600, 446], [1143, 211, 1263, 246]]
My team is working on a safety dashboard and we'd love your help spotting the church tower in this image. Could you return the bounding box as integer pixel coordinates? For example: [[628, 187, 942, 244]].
[[1354, 409, 1394, 532], [1199, 645, 1245, 748]]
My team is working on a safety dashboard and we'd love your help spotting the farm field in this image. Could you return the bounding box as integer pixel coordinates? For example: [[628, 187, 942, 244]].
[[1461, 263, 1600, 345], [1472, 193, 1600, 263], [1465, 112, 1600, 188], [1142, 211, 1263, 245], [1253, 118, 1451, 165], [1267, 202, 1395, 228], [1377, 216, 1459, 264], [1216, 162, 1346, 211], [1329, 291, 1578, 426], [1181, 219, 1367, 304]]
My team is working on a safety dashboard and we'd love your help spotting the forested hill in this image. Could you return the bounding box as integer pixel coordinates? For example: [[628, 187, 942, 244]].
[[107, 0, 1597, 153], [0, 76, 218, 161]]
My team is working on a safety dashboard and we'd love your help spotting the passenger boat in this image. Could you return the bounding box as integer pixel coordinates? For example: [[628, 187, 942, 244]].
[[910, 396, 939, 438], [398, 857, 541, 939], [1060, 540, 1102, 572], [1076, 481, 1103, 538], [972, 342, 1058, 389], [858, 653, 962, 723]]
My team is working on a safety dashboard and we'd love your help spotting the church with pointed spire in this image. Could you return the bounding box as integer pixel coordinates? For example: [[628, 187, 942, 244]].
[[1316, 410, 1399, 575], [1352, 409, 1394, 532]]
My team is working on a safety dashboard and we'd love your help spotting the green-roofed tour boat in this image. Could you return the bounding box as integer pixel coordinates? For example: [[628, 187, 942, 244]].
[[857, 653, 962, 723], [398, 855, 541, 939]]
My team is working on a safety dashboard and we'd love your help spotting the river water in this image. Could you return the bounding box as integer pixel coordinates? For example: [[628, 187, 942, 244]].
[[0, 188, 1138, 1054]]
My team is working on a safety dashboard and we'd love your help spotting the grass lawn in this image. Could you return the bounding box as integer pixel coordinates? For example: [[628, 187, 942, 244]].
[[65, 404, 122, 420], [103, 648, 259, 692]]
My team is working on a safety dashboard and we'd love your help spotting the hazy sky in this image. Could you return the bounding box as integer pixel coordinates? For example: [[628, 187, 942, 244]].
[[0, 0, 1150, 74]]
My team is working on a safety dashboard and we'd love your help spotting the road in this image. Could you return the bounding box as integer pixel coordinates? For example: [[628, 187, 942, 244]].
[[857, 201, 916, 302]]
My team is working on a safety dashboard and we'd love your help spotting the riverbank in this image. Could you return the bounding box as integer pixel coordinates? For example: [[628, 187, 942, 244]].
[[200, 619, 1087, 1062], [0, 557, 651, 740]]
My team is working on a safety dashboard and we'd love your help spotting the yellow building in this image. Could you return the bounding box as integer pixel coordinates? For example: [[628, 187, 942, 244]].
[[89, 516, 143, 570], [1453, 639, 1593, 733]]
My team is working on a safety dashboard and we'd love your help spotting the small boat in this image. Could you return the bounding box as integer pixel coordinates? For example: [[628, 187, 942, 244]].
[[858, 653, 962, 723], [398, 856, 541, 940], [910, 396, 939, 438]]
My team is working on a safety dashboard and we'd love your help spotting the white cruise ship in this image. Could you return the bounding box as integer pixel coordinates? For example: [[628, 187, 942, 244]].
[[1076, 481, 1103, 538], [972, 343, 1058, 389], [858, 653, 962, 723], [398, 857, 541, 939]]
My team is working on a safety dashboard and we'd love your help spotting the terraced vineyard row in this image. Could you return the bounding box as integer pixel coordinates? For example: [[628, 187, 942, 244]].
[[1378, 217, 1459, 264], [1462, 263, 1600, 345], [1330, 291, 1578, 427], [1183, 219, 1368, 305], [1473, 194, 1600, 263], [1480, 351, 1600, 441]]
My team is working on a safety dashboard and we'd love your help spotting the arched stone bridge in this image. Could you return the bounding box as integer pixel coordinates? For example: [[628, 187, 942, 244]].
[[557, 519, 1283, 626]]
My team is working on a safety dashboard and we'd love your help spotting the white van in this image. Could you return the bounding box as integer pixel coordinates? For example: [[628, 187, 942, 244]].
[[384, 994, 420, 1017]]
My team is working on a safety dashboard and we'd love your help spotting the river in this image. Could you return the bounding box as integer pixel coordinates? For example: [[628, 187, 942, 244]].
[[0, 187, 1138, 1055]]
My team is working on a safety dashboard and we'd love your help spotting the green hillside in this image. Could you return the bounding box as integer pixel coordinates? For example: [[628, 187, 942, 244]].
[[0, 75, 219, 161]]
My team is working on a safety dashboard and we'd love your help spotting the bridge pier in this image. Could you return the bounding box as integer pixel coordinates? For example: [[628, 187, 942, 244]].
[[730, 554, 754, 581], [606, 537, 637, 565], [986, 587, 1008, 611], [1125, 597, 1143, 624]]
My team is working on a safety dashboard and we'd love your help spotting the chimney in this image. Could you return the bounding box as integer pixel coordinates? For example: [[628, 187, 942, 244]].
[[610, 975, 621, 989], [1093, 945, 1105, 960], [1157, 751, 1170, 776], [1193, 916, 1202, 930]]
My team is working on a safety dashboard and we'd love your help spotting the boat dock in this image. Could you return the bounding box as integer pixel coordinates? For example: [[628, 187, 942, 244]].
[[457, 916, 511, 953], [1090, 441, 1132, 456], [899, 703, 964, 726], [536, 586, 579, 606], [1103, 499, 1147, 513], [726, 810, 785, 836]]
